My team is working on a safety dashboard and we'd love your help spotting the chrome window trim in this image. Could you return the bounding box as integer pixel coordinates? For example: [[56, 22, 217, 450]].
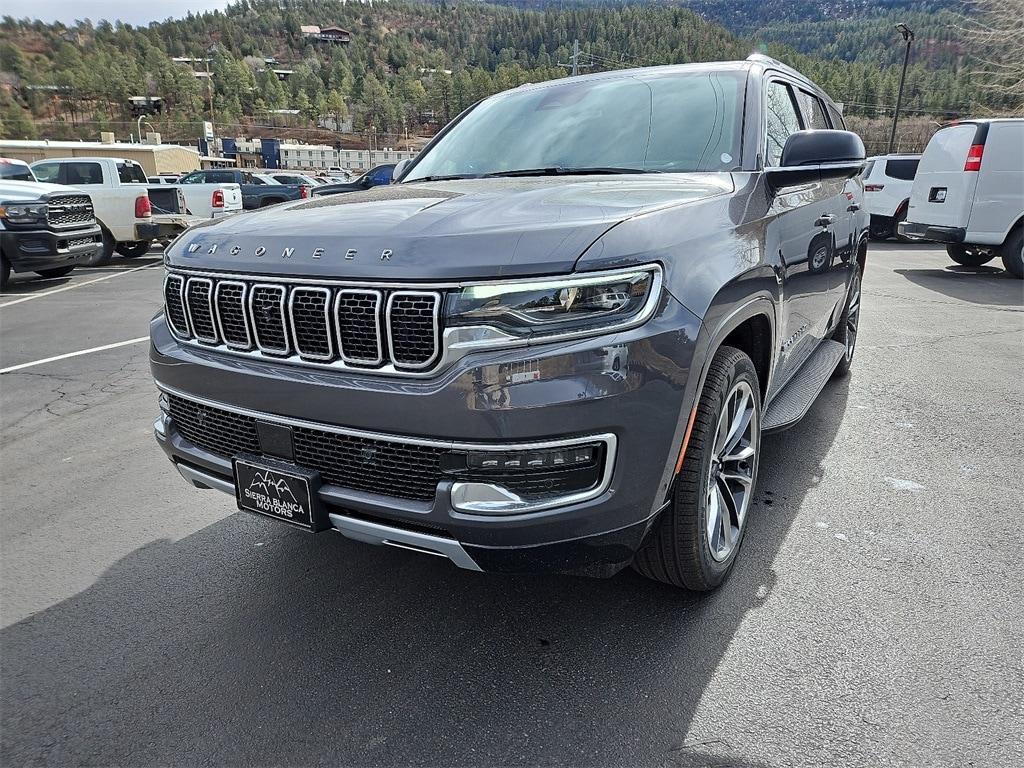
[[386, 290, 442, 370], [288, 286, 334, 361], [248, 283, 290, 355], [163, 273, 191, 339], [184, 277, 218, 344], [213, 280, 252, 350], [334, 288, 384, 366]]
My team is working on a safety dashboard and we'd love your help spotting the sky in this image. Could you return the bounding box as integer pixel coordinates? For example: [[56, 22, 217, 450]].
[[5, 1, 233, 26]]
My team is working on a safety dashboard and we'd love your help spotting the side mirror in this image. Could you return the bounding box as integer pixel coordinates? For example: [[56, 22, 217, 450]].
[[766, 130, 866, 190], [392, 158, 412, 182]]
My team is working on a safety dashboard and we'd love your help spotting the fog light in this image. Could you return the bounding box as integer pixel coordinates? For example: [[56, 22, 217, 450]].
[[445, 436, 615, 515]]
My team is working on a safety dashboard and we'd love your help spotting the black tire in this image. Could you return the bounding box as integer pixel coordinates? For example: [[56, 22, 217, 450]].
[[947, 244, 995, 267], [1000, 227, 1023, 279], [115, 240, 151, 258], [1, 254, 10, 291], [832, 264, 863, 378], [869, 216, 892, 241], [35, 265, 76, 279], [81, 228, 115, 267], [633, 346, 761, 591]]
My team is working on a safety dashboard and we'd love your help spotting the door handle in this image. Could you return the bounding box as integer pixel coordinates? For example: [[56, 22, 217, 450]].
[[815, 214, 836, 227], [847, 203, 860, 212]]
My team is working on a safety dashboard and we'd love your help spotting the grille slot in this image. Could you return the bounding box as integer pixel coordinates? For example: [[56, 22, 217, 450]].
[[185, 278, 218, 343], [166, 272, 445, 375], [335, 289, 383, 365], [388, 291, 441, 369], [214, 281, 251, 349], [164, 275, 190, 338], [289, 287, 333, 360], [166, 394, 446, 502], [168, 395, 260, 457], [46, 195, 94, 228], [250, 284, 289, 355]]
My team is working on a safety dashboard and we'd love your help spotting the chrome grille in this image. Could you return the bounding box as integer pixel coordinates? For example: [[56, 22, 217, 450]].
[[185, 278, 217, 343], [46, 195, 94, 228], [166, 272, 442, 374], [164, 275, 189, 337], [250, 285, 289, 354], [214, 281, 250, 349]]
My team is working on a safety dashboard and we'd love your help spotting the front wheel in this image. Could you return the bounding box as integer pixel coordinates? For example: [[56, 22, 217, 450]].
[[633, 346, 761, 591], [81, 229, 115, 267], [947, 244, 995, 267], [115, 241, 151, 258]]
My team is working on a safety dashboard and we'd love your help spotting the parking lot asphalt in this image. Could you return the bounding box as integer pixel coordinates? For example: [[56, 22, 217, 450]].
[[1, 243, 1021, 767]]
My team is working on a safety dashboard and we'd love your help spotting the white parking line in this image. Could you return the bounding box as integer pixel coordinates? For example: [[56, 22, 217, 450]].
[[0, 261, 161, 308], [0, 337, 149, 374]]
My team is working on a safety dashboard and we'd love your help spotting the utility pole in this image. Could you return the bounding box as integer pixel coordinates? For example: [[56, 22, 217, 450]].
[[559, 39, 591, 77], [888, 23, 914, 154]]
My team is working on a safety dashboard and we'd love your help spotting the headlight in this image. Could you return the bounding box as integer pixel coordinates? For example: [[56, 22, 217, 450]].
[[0, 203, 47, 223], [444, 265, 661, 340]]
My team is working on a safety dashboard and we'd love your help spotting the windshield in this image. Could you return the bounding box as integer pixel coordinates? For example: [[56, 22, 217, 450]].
[[0, 161, 35, 181], [406, 70, 744, 181]]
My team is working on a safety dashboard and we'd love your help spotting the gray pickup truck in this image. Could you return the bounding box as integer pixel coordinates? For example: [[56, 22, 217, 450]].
[[151, 55, 868, 591]]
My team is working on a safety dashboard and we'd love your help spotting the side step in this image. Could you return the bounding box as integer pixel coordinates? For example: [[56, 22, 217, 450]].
[[762, 339, 846, 432]]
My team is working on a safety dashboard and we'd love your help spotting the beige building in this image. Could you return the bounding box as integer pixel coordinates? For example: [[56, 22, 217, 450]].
[[0, 139, 201, 176]]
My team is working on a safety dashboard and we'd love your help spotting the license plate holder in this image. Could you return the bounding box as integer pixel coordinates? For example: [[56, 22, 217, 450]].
[[233, 455, 327, 531]]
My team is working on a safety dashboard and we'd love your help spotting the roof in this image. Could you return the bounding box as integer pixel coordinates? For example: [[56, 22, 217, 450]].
[[300, 25, 320, 34], [0, 139, 199, 156]]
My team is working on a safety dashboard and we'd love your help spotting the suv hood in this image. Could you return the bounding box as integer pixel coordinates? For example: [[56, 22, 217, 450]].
[[0, 180, 82, 201], [167, 174, 734, 280]]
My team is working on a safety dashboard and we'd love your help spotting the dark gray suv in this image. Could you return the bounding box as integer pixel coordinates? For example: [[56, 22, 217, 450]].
[[152, 55, 868, 590]]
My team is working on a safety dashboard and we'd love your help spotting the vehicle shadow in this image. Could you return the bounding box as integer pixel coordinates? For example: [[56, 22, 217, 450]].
[[0, 382, 850, 767], [894, 265, 1022, 307]]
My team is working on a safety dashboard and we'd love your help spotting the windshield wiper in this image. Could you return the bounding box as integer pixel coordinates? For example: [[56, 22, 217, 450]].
[[406, 173, 482, 182], [484, 166, 660, 178]]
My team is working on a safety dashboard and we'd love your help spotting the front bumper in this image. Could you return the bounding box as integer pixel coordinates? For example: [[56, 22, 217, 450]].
[[1, 224, 102, 272], [897, 221, 965, 243], [151, 294, 701, 575]]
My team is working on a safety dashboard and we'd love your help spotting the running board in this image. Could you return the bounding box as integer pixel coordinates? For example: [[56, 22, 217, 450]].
[[762, 340, 845, 432]]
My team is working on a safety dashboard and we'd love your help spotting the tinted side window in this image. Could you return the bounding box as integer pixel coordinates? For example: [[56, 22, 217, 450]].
[[179, 172, 205, 184], [65, 162, 103, 185], [765, 81, 803, 167], [862, 159, 876, 178], [206, 171, 235, 184], [32, 163, 60, 183], [796, 90, 829, 130], [884, 158, 920, 181]]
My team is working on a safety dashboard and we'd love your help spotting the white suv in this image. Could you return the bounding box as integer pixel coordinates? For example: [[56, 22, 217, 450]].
[[863, 154, 920, 241]]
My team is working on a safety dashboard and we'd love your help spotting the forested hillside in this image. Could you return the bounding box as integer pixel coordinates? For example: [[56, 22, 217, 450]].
[[0, 0, 995, 144]]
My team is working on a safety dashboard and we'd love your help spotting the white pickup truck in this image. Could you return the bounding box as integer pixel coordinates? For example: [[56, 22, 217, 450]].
[[30, 157, 242, 265]]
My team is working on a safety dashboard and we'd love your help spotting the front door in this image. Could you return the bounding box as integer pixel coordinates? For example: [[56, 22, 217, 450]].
[[763, 79, 842, 393]]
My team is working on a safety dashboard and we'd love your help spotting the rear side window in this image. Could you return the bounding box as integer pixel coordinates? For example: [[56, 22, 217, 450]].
[[827, 105, 846, 130], [64, 162, 103, 185], [862, 159, 876, 178], [117, 162, 147, 184], [765, 81, 803, 167], [179, 172, 205, 184], [206, 171, 236, 184], [884, 158, 920, 181], [796, 90, 829, 130]]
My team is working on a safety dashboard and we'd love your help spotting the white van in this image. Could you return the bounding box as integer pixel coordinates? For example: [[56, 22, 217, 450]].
[[863, 154, 920, 240], [899, 119, 1023, 278]]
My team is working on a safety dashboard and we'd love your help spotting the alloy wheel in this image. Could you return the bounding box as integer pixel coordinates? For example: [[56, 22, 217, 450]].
[[845, 271, 861, 362], [705, 380, 759, 562]]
